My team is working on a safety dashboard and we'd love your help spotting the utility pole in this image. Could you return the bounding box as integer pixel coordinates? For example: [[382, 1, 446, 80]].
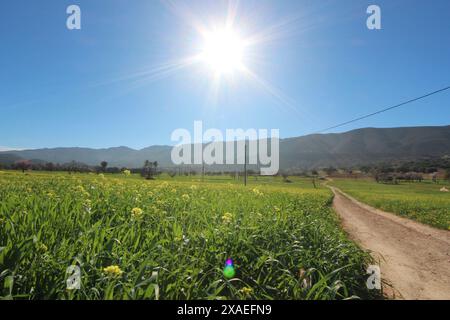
[[244, 141, 247, 186], [202, 162, 205, 182]]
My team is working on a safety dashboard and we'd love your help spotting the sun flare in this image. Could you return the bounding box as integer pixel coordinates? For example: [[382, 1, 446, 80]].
[[200, 28, 246, 75]]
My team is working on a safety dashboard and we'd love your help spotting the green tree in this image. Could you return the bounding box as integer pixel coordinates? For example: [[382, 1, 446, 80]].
[[100, 161, 108, 173], [142, 160, 156, 180], [15, 160, 31, 173]]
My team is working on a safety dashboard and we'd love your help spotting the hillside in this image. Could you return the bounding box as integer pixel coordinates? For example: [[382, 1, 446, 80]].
[[1, 125, 449, 170]]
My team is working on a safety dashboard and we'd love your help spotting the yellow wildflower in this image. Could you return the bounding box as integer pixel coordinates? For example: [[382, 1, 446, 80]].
[[222, 212, 233, 224], [157, 182, 169, 188], [123, 170, 131, 176], [38, 243, 48, 253], [239, 287, 253, 296], [103, 265, 123, 277], [131, 207, 143, 219], [252, 188, 264, 196], [75, 185, 90, 197], [181, 194, 190, 201]]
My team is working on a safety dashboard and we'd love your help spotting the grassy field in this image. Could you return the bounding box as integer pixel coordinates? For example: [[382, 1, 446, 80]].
[[0, 171, 376, 300], [331, 178, 450, 230]]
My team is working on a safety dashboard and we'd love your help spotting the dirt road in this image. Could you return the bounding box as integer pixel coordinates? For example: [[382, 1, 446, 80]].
[[330, 187, 450, 300]]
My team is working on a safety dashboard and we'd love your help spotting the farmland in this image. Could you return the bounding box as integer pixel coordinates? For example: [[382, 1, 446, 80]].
[[331, 179, 450, 230], [0, 171, 376, 300]]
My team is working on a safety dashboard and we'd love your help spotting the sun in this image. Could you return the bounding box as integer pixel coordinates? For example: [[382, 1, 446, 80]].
[[200, 28, 246, 75]]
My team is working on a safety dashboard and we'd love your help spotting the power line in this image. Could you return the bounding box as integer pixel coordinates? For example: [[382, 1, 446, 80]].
[[316, 85, 450, 133]]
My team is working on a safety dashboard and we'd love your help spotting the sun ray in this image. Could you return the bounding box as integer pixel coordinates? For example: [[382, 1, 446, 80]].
[[90, 55, 203, 89], [85, 55, 205, 106], [240, 65, 319, 123], [160, 0, 210, 37], [244, 0, 337, 47], [225, 0, 240, 29], [205, 72, 223, 110]]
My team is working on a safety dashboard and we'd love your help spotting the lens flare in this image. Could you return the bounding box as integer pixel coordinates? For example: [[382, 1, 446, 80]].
[[223, 259, 236, 278]]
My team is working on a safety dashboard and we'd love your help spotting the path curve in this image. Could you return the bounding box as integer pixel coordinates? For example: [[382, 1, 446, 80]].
[[330, 187, 450, 300]]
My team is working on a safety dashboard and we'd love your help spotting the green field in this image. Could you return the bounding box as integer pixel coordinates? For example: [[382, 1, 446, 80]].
[[331, 179, 450, 230], [0, 171, 376, 300]]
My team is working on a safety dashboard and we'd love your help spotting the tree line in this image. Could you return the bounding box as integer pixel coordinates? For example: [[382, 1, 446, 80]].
[[1, 156, 449, 182]]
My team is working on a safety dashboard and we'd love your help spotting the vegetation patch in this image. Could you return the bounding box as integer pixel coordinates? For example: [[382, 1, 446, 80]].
[[331, 179, 450, 230], [0, 172, 376, 300]]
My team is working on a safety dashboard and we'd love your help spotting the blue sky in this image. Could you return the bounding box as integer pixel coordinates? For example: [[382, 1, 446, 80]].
[[1, 0, 450, 150]]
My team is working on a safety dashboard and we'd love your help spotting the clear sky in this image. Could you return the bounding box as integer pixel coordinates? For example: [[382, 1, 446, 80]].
[[1, 0, 450, 150]]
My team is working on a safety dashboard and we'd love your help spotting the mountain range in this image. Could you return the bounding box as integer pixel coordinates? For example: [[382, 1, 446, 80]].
[[1, 125, 449, 170]]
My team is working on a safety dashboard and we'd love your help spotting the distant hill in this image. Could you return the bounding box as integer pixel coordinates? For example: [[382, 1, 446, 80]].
[[280, 125, 450, 169], [0, 153, 22, 165], [1, 125, 449, 170]]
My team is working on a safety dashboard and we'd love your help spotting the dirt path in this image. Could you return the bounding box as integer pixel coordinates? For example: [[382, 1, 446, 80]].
[[330, 187, 450, 300]]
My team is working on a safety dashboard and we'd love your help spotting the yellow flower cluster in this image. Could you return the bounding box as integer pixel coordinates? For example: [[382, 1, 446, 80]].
[[103, 265, 123, 277], [182, 194, 190, 201], [131, 207, 143, 219], [75, 185, 90, 197], [239, 287, 253, 296], [38, 243, 48, 253], [252, 188, 264, 196], [222, 212, 233, 224], [123, 170, 131, 176], [157, 182, 169, 188], [83, 199, 92, 211]]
